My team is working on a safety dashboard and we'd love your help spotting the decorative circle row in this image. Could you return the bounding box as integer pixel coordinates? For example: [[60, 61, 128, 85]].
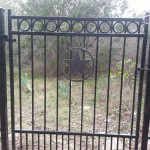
[[19, 19, 140, 34]]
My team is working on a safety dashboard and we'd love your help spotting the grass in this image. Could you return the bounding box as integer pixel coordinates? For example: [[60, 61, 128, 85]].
[[5, 68, 143, 149]]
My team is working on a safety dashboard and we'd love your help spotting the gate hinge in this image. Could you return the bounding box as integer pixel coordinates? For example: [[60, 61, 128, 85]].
[[143, 14, 150, 24], [2, 34, 16, 42], [138, 67, 150, 72]]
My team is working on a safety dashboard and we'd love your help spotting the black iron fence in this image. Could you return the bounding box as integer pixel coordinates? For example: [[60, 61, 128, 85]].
[[0, 8, 150, 150]]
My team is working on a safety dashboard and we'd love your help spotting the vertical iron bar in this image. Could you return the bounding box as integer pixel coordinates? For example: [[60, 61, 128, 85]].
[[86, 136, 88, 150], [129, 36, 140, 149], [80, 26, 86, 150], [44, 34, 47, 150], [80, 71, 84, 150], [98, 136, 100, 150], [8, 9, 15, 150], [93, 36, 99, 131], [43, 20, 47, 150], [104, 21, 113, 149], [56, 34, 59, 149], [110, 137, 112, 150], [26, 133, 28, 150], [31, 32, 35, 150], [0, 8, 9, 150], [74, 135, 76, 150], [17, 18, 23, 149], [80, 50, 85, 150], [123, 138, 125, 150], [141, 43, 150, 149], [117, 36, 126, 149], [62, 135, 64, 150], [118, 34, 127, 132], [56, 20, 60, 149], [92, 36, 99, 150], [135, 14, 149, 150], [68, 23, 73, 150], [50, 134, 52, 150], [38, 134, 40, 150]]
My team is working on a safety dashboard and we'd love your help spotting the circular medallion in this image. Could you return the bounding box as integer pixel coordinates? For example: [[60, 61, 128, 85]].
[[60, 47, 94, 82]]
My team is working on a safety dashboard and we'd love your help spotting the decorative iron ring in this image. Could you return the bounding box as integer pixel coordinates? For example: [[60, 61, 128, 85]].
[[59, 21, 70, 32], [72, 21, 84, 33], [19, 19, 31, 31], [32, 19, 44, 31], [86, 21, 97, 33], [126, 21, 139, 33], [46, 20, 57, 32], [113, 21, 125, 33], [99, 21, 111, 33]]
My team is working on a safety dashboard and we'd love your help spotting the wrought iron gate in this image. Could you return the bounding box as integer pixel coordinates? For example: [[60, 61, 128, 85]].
[[0, 8, 150, 149]]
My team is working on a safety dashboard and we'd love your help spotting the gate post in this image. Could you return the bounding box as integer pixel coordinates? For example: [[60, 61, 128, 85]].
[[0, 8, 9, 150], [141, 13, 150, 150], [141, 43, 150, 149]]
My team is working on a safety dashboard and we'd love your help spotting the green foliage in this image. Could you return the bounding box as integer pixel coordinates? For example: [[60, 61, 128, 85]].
[[19, 0, 128, 17], [111, 59, 135, 81], [2, 0, 129, 76], [58, 82, 69, 99], [21, 73, 32, 93]]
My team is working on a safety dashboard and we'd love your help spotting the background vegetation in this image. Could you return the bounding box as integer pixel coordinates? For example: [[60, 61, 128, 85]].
[[1, 0, 141, 77]]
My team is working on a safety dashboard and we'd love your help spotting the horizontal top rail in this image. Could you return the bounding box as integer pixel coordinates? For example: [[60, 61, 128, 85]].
[[10, 16, 145, 35], [10, 15, 144, 22]]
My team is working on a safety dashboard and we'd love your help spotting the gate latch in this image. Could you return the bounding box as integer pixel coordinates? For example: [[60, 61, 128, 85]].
[[2, 34, 16, 42], [138, 67, 150, 72]]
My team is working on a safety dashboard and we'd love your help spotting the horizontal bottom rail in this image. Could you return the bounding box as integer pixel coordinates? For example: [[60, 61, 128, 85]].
[[14, 129, 136, 138]]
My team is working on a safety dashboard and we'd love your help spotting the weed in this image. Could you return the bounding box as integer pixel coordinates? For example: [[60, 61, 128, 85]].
[[58, 81, 69, 100], [21, 73, 32, 93], [110, 59, 135, 83]]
